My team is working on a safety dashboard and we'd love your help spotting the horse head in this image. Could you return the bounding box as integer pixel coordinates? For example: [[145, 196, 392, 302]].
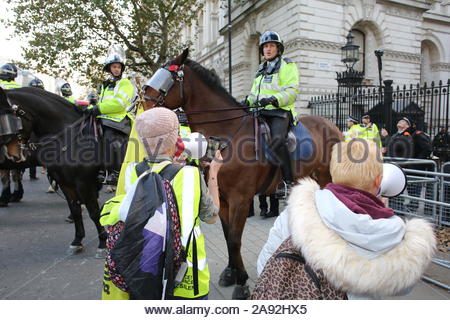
[[142, 48, 190, 111], [0, 87, 25, 163]]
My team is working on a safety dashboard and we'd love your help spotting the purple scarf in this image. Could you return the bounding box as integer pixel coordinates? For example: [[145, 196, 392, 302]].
[[324, 183, 394, 219]]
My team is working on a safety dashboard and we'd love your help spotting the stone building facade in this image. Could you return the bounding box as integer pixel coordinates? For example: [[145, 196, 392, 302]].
[[182, 0, 450, 112]]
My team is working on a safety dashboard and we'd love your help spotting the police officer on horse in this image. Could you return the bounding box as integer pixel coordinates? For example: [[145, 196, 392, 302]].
[[243, 31, 300, 197], [60, 82, 76, 104], [84, 47, 134, 185]]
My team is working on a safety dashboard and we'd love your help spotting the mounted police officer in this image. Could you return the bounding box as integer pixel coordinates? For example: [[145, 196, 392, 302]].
[[28, 78, 44, 89], [0, 63, 24, 207], [60, 82, 76, 103], [243, 31, 299, 197], [85, 46, 135, 185], [0, 63, 21, 89]]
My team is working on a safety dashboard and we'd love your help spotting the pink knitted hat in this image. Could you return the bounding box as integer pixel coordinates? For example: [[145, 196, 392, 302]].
[[135, 107, 179, 156]]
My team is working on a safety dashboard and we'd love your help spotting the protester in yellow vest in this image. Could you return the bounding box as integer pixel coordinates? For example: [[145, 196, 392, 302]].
[[101, 107, 221, 299]]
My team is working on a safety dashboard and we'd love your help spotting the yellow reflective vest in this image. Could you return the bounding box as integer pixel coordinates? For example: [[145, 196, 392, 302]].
[[247, 57, 299, 119], [115, 106, 146, 196], [65, 96, 76, 104], [179, 125, 191, 138], [98, 77, 135, 122], [124, 161, 210, 299], [359, 123, 382, 148], [0, 80, 21, 90], [101, 160, 209, 299], [344, 124, 363, 141]]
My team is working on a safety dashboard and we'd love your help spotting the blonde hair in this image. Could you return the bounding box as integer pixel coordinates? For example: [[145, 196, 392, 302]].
[[330, 139, 383, 191]]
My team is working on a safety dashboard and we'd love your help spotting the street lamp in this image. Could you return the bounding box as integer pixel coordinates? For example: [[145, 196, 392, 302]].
[[336, 30, 365, 129], [341, 31, 360, 70]]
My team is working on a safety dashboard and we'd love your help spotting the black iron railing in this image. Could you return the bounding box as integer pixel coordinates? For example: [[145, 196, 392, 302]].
[[309, 79, 450, 137]]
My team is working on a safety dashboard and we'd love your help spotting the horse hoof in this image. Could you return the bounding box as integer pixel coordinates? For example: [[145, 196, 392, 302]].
[[95, 248, 107, 259], [232, 285, 250, 300], [66, 245, 83, 255], [219, 267, 237, 287]]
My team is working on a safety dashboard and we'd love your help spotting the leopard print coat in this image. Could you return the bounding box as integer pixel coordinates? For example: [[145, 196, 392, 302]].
[[251, 237, 347, 300]]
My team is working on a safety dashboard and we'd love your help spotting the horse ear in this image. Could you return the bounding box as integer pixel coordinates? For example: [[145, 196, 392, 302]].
[[174, 48, 189, 66]]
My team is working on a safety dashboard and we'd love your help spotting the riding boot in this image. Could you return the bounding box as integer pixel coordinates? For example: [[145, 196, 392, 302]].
[[258, 195, 268, 217], [265, 195, 279, 218], [274, 145, 293, 199]]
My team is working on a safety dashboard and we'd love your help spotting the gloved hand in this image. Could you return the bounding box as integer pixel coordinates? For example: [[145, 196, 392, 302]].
[[240, 99, 249, 107], [257, 96, 278, 108], [85, 105, 101, 117]]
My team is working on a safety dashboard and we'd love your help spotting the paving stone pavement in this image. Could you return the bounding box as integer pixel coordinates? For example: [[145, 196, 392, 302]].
[[1, 172, 449, 300]]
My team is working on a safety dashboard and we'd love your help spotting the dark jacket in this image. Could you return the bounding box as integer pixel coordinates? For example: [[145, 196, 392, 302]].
[[408, 128, 432, 159], [386, 130, 414, 158], [433, 131, 450, 162]]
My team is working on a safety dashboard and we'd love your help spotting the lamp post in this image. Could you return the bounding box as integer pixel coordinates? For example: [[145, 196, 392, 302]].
[[336, 31, 364, 128]]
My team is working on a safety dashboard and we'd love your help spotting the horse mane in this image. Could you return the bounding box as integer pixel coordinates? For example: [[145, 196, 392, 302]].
[[18, 87, 84, 115], [183, 59, 240, 106]]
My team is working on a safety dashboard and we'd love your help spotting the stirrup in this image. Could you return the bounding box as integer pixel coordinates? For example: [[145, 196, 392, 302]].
[[274, 181, 292, 199], [105, 171, 119, 186]]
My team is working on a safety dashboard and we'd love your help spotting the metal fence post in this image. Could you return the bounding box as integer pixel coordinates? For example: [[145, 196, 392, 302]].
[[383, 79, 393, 132]]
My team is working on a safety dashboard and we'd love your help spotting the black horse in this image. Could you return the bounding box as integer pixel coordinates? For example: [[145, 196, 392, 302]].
[[0, 86, 107, 255]]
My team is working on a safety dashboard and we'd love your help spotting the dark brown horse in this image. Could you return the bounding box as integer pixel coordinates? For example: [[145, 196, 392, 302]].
[[144, 49, 343, 299]]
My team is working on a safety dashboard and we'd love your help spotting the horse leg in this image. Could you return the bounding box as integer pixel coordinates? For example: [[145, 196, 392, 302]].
[[0, 170, 11, 207], [218, 200, 238, 287], [59, 185, 85, 255], [228, 197, 251, 300], [80, 182, 107, 258], [10, 169, 24, 202]]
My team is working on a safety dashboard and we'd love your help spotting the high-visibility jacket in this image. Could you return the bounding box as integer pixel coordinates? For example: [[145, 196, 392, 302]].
[[246, 57, 299, 119], [64, 96, 76, 104], [359, 123, 382, 148], [344, 124, 364, 142], [124, 161, 210, 299], [115, 106, 146, 196], [179, 125, 191, 138], [0, 80, 21, 90], [98, 77, 135, 122]]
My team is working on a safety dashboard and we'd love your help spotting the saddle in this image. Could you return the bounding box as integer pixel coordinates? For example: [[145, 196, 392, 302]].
[[256, 116, 314, 164], [100, 117, 132, 136]]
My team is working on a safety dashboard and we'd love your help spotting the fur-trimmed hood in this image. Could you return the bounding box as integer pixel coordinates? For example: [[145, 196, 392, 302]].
[[287, 178, 436, 298]]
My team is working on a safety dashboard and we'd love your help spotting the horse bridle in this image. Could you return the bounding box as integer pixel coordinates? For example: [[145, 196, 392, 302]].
[[143, 64, 185, 108]]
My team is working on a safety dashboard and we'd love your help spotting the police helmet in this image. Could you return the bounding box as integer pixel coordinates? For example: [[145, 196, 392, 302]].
[[0, 63, 18, 81], [29, 78, 44, 89], [86, 93, 99, 105], [60, 83, 72, 96], [259, 31, 284, 56], [103, 54, 125, 73], [346, 115, 359, 124]]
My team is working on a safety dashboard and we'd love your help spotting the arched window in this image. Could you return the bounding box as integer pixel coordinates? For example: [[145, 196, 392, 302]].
[[420, 40, 440, 85], [351, 29, 365, 74]]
